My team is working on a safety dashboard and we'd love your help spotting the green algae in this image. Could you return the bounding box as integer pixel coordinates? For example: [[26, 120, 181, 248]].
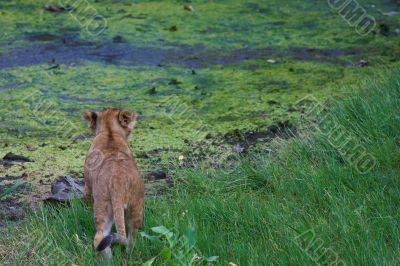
[[0, 0, 400, 195]]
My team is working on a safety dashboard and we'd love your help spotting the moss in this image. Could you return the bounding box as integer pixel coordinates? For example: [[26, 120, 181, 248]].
[[0, 0, 400, 191]]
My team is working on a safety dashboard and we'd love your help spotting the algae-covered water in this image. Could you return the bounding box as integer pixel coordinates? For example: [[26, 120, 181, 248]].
[[0, 0, 399, 202]]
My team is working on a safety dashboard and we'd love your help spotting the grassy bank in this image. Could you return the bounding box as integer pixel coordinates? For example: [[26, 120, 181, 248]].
[[1, 70, 399, 265]]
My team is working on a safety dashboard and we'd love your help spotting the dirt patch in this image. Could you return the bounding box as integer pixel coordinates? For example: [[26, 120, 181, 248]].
[[177, 121, 298, 169], [223, 120, 297, 149], [0, 181, 28, 226]]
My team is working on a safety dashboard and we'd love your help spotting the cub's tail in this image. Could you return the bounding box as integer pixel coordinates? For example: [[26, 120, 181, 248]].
[[96, 233, 128, 252]]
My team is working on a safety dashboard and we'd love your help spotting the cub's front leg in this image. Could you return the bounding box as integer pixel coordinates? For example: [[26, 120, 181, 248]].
[[84, 169, 93, 203]]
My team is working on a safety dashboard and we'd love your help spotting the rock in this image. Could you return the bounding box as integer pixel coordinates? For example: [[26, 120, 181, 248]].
[[44, 3, 64, 12], [2, 152, 33, 163], [232, 144, 245, 153], [267, 59, 276, 63], [46, 176, 84, 202], [353, 60, 369, 67], [146, 171, 167, 181], [184, 5, 194, 11]]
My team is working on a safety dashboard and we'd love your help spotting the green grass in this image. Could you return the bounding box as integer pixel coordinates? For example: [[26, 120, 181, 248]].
[[1, 70, 399, 265]]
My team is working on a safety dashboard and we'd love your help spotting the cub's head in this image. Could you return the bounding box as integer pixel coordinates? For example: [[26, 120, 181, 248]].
[[82, 108, 136, 139]]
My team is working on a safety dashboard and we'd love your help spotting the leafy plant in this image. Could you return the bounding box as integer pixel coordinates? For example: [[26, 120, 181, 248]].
[[141, 226, 218, 266]]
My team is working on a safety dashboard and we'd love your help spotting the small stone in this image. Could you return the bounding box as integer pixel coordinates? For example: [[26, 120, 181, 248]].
[[232, 144, 245, 153], [44, 3, 63, 12], [267, 59, 276, 63], [354, 60, 369, 67], [184, 5, 194, 11], [46, 176, 84, 202]]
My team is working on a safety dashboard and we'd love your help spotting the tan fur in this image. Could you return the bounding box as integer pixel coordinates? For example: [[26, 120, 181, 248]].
[[83, 108, 144, 257]]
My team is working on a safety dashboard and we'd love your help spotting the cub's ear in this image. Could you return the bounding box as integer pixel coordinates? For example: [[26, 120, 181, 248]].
[[118, 110, 136, 130], [82, 111, 97, 130]]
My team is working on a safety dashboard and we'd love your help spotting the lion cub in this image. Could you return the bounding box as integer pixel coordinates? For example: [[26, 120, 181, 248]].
[[83, 108, 144, 257]]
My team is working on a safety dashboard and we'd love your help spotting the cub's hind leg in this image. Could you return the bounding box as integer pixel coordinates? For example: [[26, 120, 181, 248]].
[[127, 184, 144, 252], [93, 199, 113, 258]]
